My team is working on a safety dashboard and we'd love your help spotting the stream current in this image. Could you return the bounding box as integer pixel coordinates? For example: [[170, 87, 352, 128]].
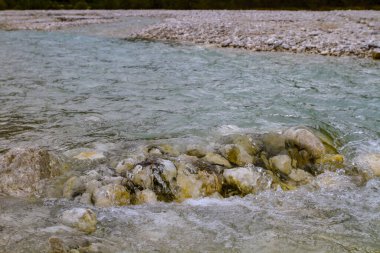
[[0, 20, 379, 252]]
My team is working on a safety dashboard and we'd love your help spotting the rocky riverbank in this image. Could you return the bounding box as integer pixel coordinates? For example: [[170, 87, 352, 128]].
[[1, 126, 380, 252], [0, 10, 379, 58], [1, 126, 379, 206]]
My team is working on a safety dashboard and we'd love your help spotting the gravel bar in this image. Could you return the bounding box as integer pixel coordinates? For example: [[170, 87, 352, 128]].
[[1, 10, 379, 58]]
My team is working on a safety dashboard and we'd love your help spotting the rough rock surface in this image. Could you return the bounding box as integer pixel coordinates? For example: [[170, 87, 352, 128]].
[[356, 153, 380, 177], [223, 167, 260, 195], [0, 148, 61, 197], [92, 184, 130, 207], [61, 208, 97, 234], [269, 155, 292, 175], [283, 126, 326, 159]]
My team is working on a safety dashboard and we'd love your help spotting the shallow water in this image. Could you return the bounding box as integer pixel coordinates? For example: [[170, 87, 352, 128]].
[[0, 21, 380, 252]]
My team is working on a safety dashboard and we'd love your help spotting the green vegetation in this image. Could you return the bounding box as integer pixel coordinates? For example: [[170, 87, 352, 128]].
[[1, 0, 379, 10]]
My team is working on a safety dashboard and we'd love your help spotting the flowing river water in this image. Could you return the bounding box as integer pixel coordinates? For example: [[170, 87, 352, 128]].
[[0, 19, 380, 252]]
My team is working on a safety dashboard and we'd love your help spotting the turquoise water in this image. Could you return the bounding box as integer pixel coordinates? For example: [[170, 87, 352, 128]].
[[0, 30, 379, 155], [0, 28, 380, 252]]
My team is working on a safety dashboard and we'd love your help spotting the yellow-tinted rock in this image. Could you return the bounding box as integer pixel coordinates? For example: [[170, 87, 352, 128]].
[[223, 167, 259, 195], [62, 176, 85, 199], [131, 165, 153, 189], [61, 208, 97, 234], [231, 134, 259, 156], [175, 166, 202, 202], [92, 184, 130, 207], [158, 144, 180, 157], [288, 169, 313, 183], [262, 132, 286, 156], [222, 144, 253, 166], [203, 152, 232, 168], [135, 189, 158, 204], [0, 148, 62, 197], [115, 158, 137, 174], [372, 50, 380, 60], [73, 151, 105, 160], [316, 154, 344, 170], [48, 237, 67, 253], [269, 155, 292, 175], [283, 126, 325, 159], [186, 144, 207, 158], [198, 170, 222, 196], [287, 148, 312, 170]]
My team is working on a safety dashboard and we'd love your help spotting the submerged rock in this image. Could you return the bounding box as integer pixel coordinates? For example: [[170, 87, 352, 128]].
[[198, 170, 222, 196], [372, 50, 380, 60], [223, 167, 261, 195], [262, 132, 286, 156], [92, 184, 130, 207], [61, 208, 97, 234], [157, 144, 180, 157], [221, 134, 259, 156], [159, 159, 177, 183], [203, 152, 232, 168], [315, 154, 345, 170], [73, 151, 105, 161], [0, 148, 62, 197], [131, 165, 153, 189], [283, 126, 326, 159], [174, 165, 203, 201], [356, 153, 380, 177], [186, 144, 208, 158], [63, 176, 86, 199], [147, 144, 180, 157], [269, 155, 292, 175], [288, 169, 313, 183], [135, 189, 158, 204], [221, 144, 253, 167], [48, 237, 68, 253], [115, 158, 138, 175]]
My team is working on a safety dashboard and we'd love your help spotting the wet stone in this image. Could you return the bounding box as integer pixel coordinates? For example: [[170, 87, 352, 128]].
[[61, 208, 97, 234], [158, 159, 177, 183], [73, 151, 105, 161], [283, 126, 326, 159], [131, 165, 153, 189], [223, 167, 262, 195], [262, 132, 286, 156], [221, 144, 253, 167], [174, 165, 203, 201], [63, 176, 85, 199], [203, 152, 232, 168], [186, 144, 208, 158], [269, 155, 293, 175], [356, 153, 380, 177], [135, 189, 158, 204], [92, 184, 130, 207], [0, 148, 62, 197]]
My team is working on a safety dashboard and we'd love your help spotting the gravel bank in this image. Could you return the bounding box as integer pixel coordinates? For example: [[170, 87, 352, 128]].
[[1, 10, 379, 57]]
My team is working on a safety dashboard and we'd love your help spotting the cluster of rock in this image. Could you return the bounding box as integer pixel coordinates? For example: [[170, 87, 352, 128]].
[[3, 126, 379, 209], [133, 10, 380, 59]]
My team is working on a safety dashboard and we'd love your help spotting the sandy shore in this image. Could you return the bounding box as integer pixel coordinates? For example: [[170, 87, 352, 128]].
[[0, 10, 379, 57]]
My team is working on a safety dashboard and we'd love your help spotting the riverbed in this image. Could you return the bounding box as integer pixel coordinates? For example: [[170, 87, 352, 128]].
[[0, 14, 380, 253]]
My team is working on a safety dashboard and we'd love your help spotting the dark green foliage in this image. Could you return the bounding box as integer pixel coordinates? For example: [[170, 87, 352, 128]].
[[1, 0, 379, 10], [0, 0, 7, 10]]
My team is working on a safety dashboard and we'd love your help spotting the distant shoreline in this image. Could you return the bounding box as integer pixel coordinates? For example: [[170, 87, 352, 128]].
[[1, 10, 379, 58]]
